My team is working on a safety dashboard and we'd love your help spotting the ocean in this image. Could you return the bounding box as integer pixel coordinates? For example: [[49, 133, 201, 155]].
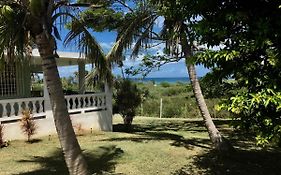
[[130, 77, 190, 84]]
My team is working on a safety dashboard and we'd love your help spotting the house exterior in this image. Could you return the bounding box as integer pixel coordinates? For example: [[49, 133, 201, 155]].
[[0, 50, 112, 140]]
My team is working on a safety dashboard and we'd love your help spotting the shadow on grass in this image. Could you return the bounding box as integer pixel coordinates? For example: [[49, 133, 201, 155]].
[[112, 119, 256, 150], [25, 139, 43, 144], [15, 145, 124, 175], [105, 127, 212, 150], [113, 121, 205, 133], [111, 119, 233, 150], [172, 148, 281, 175], [113, 119, 233, 134]]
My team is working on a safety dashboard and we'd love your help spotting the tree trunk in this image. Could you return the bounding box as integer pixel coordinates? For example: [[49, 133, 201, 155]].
[[181, 36, 234, 153], [123, 116, 133, 125], [35, 33, 90, 175]]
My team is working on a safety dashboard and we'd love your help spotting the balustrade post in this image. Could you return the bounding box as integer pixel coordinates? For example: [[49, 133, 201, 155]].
[[2, 103, 7, 118], [81, 97, 85, 113], [39, 99, 44, 113]]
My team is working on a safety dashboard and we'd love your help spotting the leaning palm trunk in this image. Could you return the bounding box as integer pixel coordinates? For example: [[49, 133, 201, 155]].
[[36, 33, 90, 175], [181, 36, 233, 153]]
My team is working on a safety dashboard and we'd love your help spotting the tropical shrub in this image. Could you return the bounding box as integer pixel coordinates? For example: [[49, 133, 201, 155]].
[[113, 79, 142, 127], [73, 123, 85, 136], [160, 81, 170, 87], [192, 0, 281, 147], [135, 82, 230, 119], [162, 86, 187, 96], [217, 89, 281, 146], [141, 99, 160, 117], [20, 110, 37, 142], [162, 98, 183, 118]]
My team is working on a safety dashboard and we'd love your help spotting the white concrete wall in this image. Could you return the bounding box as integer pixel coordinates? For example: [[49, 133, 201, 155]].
[[2, 110, 111, 141], [0, 80, 113, 141]]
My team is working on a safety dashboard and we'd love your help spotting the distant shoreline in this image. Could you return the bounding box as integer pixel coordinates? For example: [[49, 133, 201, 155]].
[[129, 77, 191, 84]]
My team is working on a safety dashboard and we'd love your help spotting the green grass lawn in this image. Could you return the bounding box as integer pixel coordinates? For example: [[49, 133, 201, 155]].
[[0, 116, 280, 175]]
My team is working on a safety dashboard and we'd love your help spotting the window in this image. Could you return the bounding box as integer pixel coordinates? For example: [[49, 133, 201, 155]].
[[0, 62, 17, 97]]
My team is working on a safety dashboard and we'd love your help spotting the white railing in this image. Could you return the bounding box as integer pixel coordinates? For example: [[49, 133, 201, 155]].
[[65, 93, 107, 113], [0, 93, 107, 123], [0, 97, 45, 122]]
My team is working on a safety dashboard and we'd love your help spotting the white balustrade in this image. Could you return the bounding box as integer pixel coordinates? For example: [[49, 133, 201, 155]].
[[65, 93, 107, 113], [0, 93, 107, 122], [0, 97, 45, 121]]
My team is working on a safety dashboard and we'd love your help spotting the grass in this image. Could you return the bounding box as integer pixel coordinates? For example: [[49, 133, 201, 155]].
[[0, 116, 280, 175]]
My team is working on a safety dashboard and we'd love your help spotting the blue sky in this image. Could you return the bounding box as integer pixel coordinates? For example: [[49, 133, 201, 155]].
[[56, 25, 209, 78]]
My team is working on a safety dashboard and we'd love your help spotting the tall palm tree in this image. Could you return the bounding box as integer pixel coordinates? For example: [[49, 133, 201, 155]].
[[106, 1, 233, 153], [180, 30, 233, 153], [0, 1, 107, 174]]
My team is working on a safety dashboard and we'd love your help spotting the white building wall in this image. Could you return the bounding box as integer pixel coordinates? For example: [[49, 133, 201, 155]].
[[0, 88, 113, 141]]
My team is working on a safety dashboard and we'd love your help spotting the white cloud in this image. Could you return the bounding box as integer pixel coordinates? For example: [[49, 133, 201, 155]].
[[100, 42, 114, 52]]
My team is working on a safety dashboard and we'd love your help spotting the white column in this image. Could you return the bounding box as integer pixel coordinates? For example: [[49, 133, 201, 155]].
[[78, 61, 85, 94], [105, 82, 113, 131], [43, 75, 52, 119]]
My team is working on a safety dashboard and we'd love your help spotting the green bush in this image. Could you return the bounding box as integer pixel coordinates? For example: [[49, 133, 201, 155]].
[[113, 79, 142, 126], [141, 99, 160, 117], [135, 82, 231, 119], [218, 89, 281, 146], [162, 86, 187, 96], [162, 99, 182, 118], [160, 81, 170, 87]]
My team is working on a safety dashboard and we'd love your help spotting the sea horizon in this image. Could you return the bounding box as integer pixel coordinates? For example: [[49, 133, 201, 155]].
[[129, 77, 191, 84]]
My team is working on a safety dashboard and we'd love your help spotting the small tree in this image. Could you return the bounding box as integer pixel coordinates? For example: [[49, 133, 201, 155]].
[[20, 110, 37, 142], [113, 79, 142, 127]]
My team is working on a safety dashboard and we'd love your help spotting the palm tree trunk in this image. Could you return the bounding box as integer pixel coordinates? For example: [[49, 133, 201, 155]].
[[35, 33, 90, 175], [181, 36, 233, 153]]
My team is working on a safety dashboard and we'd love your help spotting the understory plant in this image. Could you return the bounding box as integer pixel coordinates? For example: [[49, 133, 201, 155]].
[[20, 110, 37, 142], [113, 79, 142, 128], [0, 124, 9, 148], [73, 122, 85, 136], [217, 89, 281, 146]]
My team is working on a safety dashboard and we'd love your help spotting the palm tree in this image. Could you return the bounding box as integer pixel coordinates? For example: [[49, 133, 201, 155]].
[[105, 1, 233, 153], [0, 1, 108, 174], [180, 32, 233, 153]]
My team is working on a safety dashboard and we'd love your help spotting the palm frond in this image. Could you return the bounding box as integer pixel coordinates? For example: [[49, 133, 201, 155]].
[[106, 3, 158, 63], [131, 15, 158, 58], [64, 18, 112, 85], [160, 18, 184, 58], [0, 3, 30, 62]]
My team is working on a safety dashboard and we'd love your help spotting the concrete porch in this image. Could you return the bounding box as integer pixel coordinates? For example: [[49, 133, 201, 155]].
[[0, 50, 113, 140]]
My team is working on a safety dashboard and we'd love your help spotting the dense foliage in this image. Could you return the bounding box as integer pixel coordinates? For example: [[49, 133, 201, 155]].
[[136, 81, 230, 119], [113, 79, 142, 126], [192, 0, 281, 146]]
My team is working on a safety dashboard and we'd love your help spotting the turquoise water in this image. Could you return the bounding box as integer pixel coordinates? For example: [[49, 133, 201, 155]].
[[130, 77, 190, 84]]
